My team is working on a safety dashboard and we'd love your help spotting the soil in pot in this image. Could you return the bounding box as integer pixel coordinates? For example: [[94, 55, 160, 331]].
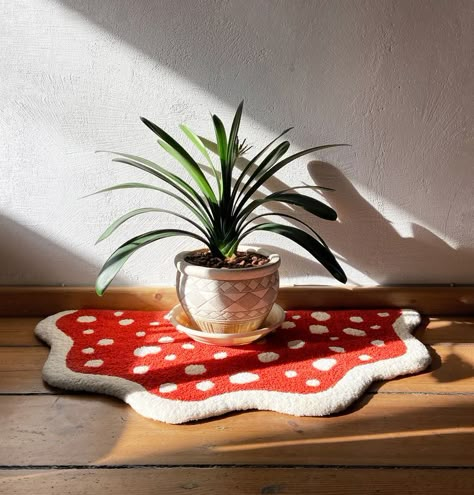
[[185, 250, 270, 269]]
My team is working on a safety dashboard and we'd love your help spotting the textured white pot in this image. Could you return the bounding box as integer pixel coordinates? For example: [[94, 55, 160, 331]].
[[175, 246, 280, 334]]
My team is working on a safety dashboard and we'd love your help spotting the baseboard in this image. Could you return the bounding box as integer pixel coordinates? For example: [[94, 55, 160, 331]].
[[0, 285, 473, 316]]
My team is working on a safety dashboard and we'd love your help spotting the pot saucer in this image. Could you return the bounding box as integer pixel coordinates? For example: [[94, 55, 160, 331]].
[[168, 303, 286, 346]]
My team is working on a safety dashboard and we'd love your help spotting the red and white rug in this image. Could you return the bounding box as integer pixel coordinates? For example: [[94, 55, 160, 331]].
[[35, 308, 431, 424]]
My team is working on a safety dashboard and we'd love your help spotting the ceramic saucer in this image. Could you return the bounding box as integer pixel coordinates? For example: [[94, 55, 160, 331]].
[[168, 303, 286, 346]]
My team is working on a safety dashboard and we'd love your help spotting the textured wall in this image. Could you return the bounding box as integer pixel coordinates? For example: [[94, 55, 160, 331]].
[[1, 0, 473, 287]]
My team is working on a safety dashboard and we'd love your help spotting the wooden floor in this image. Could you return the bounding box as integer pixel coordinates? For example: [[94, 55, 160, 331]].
[[1, 315, 473, 494]]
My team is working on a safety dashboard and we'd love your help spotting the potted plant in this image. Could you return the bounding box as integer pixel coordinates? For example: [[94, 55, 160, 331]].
[[91, 101, 347, 333]]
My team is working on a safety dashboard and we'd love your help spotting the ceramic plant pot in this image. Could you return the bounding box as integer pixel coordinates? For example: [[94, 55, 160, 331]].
[[175, 246, 280, 334]]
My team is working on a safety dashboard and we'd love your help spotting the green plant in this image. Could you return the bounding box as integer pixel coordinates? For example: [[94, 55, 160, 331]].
[[90, 101, 347, 295]]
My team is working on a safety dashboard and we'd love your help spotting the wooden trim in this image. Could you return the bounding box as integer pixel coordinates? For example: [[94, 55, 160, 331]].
[[0, 285, 473, 316]]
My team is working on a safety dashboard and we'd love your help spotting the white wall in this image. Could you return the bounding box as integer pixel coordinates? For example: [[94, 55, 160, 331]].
[[1, 0, 472, 287]]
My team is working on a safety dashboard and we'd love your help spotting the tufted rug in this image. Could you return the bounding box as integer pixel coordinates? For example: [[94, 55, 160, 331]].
[[35, 308, 431, 424]]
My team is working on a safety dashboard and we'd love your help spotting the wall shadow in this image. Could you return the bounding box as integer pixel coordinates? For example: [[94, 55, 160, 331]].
[[0, 214, 126, 286], [307, 162, 474, 284]]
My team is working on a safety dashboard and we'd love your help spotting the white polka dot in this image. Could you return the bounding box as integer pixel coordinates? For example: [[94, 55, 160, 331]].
[[149, 321, 161, 326], [114, 311, 124, 316], [82, 347, 94, 354], [343, 327, 367, 337], [84, 359, 103, 367], [350, 316, 363, 323], [329, 346, 345, 353], [83, 329, 94, 335], [311, 311, 330, 321], [285, 370, 298, 378], [229, 372, 259, 384], [258, 352, 280, 363], [164, 354, 176, 361], [97, 338, 114, 346], [134, 346, 161, 357], [371, 340, 385, 347], [306, 379, 321, 387], [159, 382, 177, 393], [136, 331, 146, 337], [214, 352, 228, 360], [133, 365, 149, 374], [309, 325, 329, 334], [77, 316, 96, 323], [119, 319, 134, 326], [291, 315, 301, 320], [158, 336, 174, 343], [359, 354, 372, 361], [281, 321, 296, 329], [313, 358, 337, 371], [329, 336, 339, 341], [196, 380, 214, 392], [371, 325, 381, 330], [288, 340, 305, 349], [185, 364, 206, 375], [378, 312, 390, 317], [182, 343, 195, 349]]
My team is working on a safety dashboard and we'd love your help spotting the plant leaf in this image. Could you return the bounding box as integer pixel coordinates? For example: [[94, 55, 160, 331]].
[[157, 139, 218, 204], [235, 192, 337, 232], [180, 124, 221, 197], [96, 207, 209, 244], [226, 100, 244, 165], [110, 157, 213, 221], [240, 212, 329, 248], [234, 141, 290, 211], [83, 182, 212, 230], [231, 127, 293, 197], [140, 117, 217, 204], [238, 144, 348, 211], [240, 223, 347, 283], [96, 229, 209, 295]]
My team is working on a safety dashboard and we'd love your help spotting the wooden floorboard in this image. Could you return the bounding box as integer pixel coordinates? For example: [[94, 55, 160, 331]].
[[1, 468, 473, 495], [1, 394, 473, 467]]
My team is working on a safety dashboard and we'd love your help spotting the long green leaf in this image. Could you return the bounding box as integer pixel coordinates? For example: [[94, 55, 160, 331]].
[[140, 117, 217, 204], [96, 208, 209, 244], [226, 100, 244, 166], [239, 223, 346, 283], [157, 139, 217, 204], [97, 151, 195, 199], [212, 114, 228, 198], [82, 182, 212, 230], [234, 141, 290, 212], [237, 144, 348, 212], [110, 157, 213, 222], [96, 229, 209, 296], [179, 124, 221, 198], [239, 212, 329, 248], [231, 127, 293, 200], [235, 192, 337, 233]]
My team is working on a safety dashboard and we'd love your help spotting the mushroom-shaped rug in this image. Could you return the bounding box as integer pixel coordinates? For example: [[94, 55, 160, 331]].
[[35, 309, 431, 424]]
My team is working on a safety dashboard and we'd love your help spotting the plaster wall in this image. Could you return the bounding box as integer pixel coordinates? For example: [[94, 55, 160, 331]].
[[1, 0, 472, 286]]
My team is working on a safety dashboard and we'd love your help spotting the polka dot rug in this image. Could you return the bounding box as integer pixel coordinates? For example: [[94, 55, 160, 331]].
[[35, 308, 431, 424]]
